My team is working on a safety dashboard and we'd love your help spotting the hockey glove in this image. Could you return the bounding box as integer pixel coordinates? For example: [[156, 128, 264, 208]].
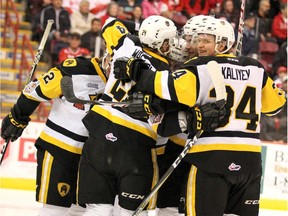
[[186, 102, 226, 136], [114, 57, 149, 82], [121, 93, 164, 119], [1, 104, 31, 142]]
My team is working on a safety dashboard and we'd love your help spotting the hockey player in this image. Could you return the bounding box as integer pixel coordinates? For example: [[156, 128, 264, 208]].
[[1, 57, 108, 216], [155, 15, 215, 216], [113, 17, 287, 216], [77, 15, 179, 216]]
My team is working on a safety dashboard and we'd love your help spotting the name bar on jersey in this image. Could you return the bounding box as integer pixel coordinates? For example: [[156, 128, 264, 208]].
[[222, 67, 250, 80]]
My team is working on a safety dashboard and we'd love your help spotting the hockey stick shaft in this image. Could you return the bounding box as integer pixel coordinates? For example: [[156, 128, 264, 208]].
[[0, 20, 54, 166], [235, 0, 246, 56], [0, 139, 10, 165], [60, 76, 131, 106], [26, 19, 54, 84], [132, 61, 226, 215], [132, 131, 202, 216]]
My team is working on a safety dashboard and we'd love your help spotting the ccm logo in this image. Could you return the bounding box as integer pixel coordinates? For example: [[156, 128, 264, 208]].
[[245, 200, 260, 205], [121, 192, 145, 200]]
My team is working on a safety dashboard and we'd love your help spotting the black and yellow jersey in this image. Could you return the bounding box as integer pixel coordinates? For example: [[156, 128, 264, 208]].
[[134, 54, 287, 173], [90, 18, 171, 142], [16, 57, 107, 157]]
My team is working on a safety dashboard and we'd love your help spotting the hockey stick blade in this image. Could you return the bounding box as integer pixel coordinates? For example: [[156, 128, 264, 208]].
[[207, 60, 226, 108], [60, 76, 131, 106]]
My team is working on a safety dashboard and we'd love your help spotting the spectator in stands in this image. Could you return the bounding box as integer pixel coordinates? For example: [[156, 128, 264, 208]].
[[209, 0, 222, 16], [242, 13, 259, 58], [62, 0, 82, 12], [217, 0, 239, 31], [30, 0, 52, 42], [129, 5, 144, 24], [40, 0, 71, 65], [70, 0, 96, 35], [272, 2, 287, 47], [40, 0, 71, 42], [117, 5, 132, 20], [81, 18, 105, 57], [272, 41, 287, 79], [58, 33, 91, 63], [118, 0, 142, 17], [25, 0, 51, 23], [141, 0, 169, 19], [174, 0, 211, 18], [274, 66, 288, 88], [160, 0, 187, 27], [89, 0, 111, 18], [253, 0, 276, 42], [100, 1, 120, 26], [62, 0, 101, 13]]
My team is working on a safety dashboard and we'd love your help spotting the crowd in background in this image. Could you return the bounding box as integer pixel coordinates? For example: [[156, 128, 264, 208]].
[[19, 0, 287, 143]]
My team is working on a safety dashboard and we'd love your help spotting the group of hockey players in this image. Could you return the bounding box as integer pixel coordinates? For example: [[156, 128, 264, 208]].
[[1, 13, 286, 216]]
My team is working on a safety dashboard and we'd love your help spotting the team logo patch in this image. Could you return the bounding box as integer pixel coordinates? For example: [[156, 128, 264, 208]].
[[57, 182, 70, 197], [86, 82, 99, 89], [228, 162, 241, 171], [73, 103, 84, 110], [23, 81, 38, 94], [63, 59, 77, 67], [151, 114, 164, 124], [105, 133, 117, 142]]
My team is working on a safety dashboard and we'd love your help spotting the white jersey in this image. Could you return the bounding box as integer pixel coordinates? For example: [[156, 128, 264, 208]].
[[133, 54, 286, 173], [21, 57, 107, 157], [93, 18, 171, 141]]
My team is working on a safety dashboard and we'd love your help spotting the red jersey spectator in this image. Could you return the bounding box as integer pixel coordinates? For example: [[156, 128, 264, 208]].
[[100, 1, 120, 26], [175, 0, 210, 17], [58, 33, 90, 63], [272, 2, 287, 46]]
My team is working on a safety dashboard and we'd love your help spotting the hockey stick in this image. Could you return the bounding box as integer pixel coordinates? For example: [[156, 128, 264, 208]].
[[0, 20, 54, 166], [132, 60, 226, 216], [26, 19, 54, 84], [235, 0, 246, 56], [0, 140, 9, 165], [60, 76, 132, 106]]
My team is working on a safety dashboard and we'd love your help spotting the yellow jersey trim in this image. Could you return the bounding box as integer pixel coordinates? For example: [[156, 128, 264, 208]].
[[92, 106, 157, 140], [39, 131, 82, 154], [188, 143, 261, 153]]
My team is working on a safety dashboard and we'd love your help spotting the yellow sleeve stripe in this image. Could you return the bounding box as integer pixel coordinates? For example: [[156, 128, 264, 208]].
[[91, 58, 107, 83], [154, 71, 164, 99]]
